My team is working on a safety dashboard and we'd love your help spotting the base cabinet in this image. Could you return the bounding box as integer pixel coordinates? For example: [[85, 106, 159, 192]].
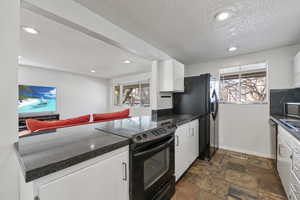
[[277, 126, 300, 200], [175, 119, 199, 181], [277, 130, 293, 194], [175, 123, 189, 181], [21, 147, 129, 200]]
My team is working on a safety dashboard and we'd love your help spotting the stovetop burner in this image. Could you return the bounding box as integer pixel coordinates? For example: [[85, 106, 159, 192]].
[[95, 116, 176, 144]]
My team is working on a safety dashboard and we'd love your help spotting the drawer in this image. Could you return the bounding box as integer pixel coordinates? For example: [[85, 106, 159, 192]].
[[292, 141, 300, 153], [290, 171, 300, 200], [279, 126, 292, 139], [289, 188, 299, 200], [290, 185, 300, 200], [293, 153, 300, 180]]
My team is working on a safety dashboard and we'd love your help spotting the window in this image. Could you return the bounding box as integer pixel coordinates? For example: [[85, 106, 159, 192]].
[[141, 82, 150, 107], [113, 80, 150, 107], [114, 85, 121, 106], [219, 63, 267, 104], [123, 84, 141, 106]]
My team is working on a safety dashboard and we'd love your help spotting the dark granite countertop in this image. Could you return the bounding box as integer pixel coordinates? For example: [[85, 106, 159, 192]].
[[15, 123, 130, 182], [154, 113, 203, 126], [96, 114, 200, 137], [95, 114, 201, 139], [270, 115, 300, 141], [15, 114, 200, 182]]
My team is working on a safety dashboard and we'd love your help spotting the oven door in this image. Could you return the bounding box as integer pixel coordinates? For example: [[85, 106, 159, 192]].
[[132, 135, 175, 200]]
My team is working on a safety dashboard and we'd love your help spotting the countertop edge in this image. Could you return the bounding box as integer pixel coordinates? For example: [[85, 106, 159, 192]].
[[270, 115, 300, 142], [16, 139, 130, 183], [176, 115, 201, 126]]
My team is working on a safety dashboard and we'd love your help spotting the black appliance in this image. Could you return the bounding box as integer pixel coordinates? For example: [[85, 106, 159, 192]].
[[96, 117, 176, 200], [173, 73, 219, 160], [269, 119, 278, 168]]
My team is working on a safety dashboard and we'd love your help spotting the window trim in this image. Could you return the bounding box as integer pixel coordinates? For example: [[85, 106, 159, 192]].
[[219, 61, 269, 105]]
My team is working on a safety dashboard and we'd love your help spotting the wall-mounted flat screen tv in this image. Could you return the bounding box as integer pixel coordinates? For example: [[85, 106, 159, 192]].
[[18, 85, 57, 114]]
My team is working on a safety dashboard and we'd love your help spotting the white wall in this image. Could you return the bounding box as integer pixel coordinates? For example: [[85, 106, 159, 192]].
[[0, 1, 19, 199], [186, 44, 300, 158], [110, 72, 152, 116], [18, 65, 110, 119]]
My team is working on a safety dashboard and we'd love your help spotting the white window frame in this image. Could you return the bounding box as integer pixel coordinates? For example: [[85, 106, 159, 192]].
[[112, 79, 150, 108], [219, 62, 269, 105]]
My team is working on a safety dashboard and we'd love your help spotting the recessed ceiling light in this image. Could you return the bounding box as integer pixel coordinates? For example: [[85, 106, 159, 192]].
[[123, 60, 131, 64], [228, 46, 238, 52], [91, 70, 96, 73], [215, 11, 231, 21], [22, 26, 39, 35]]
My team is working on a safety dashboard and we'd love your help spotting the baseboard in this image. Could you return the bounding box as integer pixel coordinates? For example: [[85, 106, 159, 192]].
[[219, 145, 275, 159]]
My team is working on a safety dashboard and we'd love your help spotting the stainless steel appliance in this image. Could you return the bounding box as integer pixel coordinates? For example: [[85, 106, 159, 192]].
[[96, 117, 176, 200], [279, 103, 300, 131], [173, 73, 219, 160], [284, 103, 300, 119]]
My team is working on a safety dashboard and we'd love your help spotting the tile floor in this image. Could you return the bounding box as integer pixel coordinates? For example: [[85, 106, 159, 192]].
[[172, 149, 287, 200]]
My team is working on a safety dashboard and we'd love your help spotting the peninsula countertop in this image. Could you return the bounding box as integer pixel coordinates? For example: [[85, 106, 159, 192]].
[[15, 113, 201, 182], [15, 123, 130, 182]]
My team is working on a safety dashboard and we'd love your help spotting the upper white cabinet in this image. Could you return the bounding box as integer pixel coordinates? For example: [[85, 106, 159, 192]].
[[159, 59, 184, 92], [294, 52, 300, 87]]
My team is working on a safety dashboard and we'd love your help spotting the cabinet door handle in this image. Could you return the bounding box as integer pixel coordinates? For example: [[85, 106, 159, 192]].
[[278, 144, 281, 156], [192, 128, 195, 136], [122, 162, 127, 181], [176, 135, 179, 146]]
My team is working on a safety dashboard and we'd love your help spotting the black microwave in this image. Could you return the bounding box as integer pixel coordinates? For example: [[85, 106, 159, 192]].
[[284, 103, 300, 118]]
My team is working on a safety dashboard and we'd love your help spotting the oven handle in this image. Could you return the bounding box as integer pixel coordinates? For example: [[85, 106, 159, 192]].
[[134, 136, 174, 158]]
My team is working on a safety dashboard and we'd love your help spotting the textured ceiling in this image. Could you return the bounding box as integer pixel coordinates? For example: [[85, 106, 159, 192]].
[[20, 9, 151, 78], [75, 0, 300, 65]]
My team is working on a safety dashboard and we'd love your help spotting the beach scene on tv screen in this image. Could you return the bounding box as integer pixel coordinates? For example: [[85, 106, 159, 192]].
[[18, 85, 57, 114]]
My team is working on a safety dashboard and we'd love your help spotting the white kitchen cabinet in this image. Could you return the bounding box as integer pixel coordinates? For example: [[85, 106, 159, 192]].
[[294, 52, 300, 87], [21, 146, 129, 200], [277, 127, 293, 194], [175, 119, 199, 181], [277, 125, 300, 200], [190, 119, 199, 164], [159, 59, 184, 92], [175, 123, 189, 181]]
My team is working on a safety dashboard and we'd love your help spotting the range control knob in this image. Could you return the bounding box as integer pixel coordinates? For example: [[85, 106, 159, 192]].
[[135, 135, 142, 141], [142, 134, 148, 138]]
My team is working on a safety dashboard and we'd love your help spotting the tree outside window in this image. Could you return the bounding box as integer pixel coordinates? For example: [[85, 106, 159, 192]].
[[123, 84, 140, 106], [114, 86, 120, 106], [113, 80, 150, 107], [220, 63, 267, 104]]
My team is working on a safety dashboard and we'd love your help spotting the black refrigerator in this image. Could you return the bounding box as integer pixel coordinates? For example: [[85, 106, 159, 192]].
[[173, 73, 219, 160]]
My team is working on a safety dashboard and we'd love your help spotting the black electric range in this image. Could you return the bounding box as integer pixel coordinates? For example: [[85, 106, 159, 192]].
[[96, 116, 176, 200]]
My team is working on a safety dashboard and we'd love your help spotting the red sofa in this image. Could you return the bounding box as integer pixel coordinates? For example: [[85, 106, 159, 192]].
[[20, 109, 130, 137]]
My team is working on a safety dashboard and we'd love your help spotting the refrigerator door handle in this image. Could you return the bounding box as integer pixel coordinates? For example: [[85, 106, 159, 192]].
[[211, 90, 219, 120]]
